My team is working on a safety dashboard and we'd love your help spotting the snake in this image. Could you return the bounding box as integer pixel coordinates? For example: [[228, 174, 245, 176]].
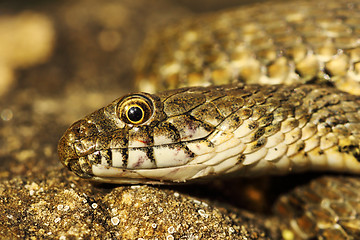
[[58, 0, 360, 238]]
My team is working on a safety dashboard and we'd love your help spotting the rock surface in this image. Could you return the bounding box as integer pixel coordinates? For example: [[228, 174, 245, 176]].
[[0, 0, 274, 239], [0, 168, 271, 239]]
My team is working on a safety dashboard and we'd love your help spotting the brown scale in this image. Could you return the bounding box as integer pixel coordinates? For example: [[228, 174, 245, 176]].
[[163, 92, 206, 117], [215, 112, 243, 133], [190, 102, 225, 126], [263, 122, 282, 137], [211, 95, 246, 117]]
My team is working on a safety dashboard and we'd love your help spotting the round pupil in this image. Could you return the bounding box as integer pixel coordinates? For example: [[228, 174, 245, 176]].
[[128, 106, 143, 122]]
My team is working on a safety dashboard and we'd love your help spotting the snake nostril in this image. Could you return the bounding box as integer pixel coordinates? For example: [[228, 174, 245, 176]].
[[70, 120, 98, 139], [79, 125, 86, 134]]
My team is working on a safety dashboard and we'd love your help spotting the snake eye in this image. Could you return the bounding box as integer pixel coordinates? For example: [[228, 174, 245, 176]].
[[127, 106, 144, 123], [119, 95, 153, 125]]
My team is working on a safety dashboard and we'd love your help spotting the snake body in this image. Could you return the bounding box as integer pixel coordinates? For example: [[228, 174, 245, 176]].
[[58, 0, 360, 238]]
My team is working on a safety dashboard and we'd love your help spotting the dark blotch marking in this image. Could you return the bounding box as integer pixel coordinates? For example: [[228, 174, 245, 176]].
[[255, 138, 266, 148], [260, 114, 274, 126], [188, 114, 215, 133], [94, 151, 101, 164], [101, 149, 112, 167], [248, 122, 258, 130], [107, 149, 112, 161], [207, 141, 215, 148], [145, 147, 155, 164], [161, 122, 181, 142], [121, 148, 129, 168], [354, 151, 360, 162], [237, 154, 245, 164], [297, 142, 305, 152], [185, 145, 195, 159], [148, 125, 155, 146], [252, 128, 265, 141], [338, 145, 360, 162], [323, 66, 334, 78]]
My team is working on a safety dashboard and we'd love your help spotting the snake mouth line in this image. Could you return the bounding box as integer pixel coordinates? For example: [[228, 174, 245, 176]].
[[90, 162, 214, 183]]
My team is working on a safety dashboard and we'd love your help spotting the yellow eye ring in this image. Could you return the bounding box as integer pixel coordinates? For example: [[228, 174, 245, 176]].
[[118, 95, 153, 125], [125, 104, 145, 124]]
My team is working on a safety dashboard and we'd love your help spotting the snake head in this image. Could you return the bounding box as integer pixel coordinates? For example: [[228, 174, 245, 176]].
[[58, 92, 161, 182], [57, 89, 222, 184]]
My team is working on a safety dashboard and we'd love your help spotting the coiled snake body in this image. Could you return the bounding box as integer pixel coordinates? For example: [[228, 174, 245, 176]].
[[58, 0, 360, 238]]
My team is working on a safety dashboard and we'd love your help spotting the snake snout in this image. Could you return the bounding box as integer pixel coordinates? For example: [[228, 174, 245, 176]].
[[58, 119, 98, 167]]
